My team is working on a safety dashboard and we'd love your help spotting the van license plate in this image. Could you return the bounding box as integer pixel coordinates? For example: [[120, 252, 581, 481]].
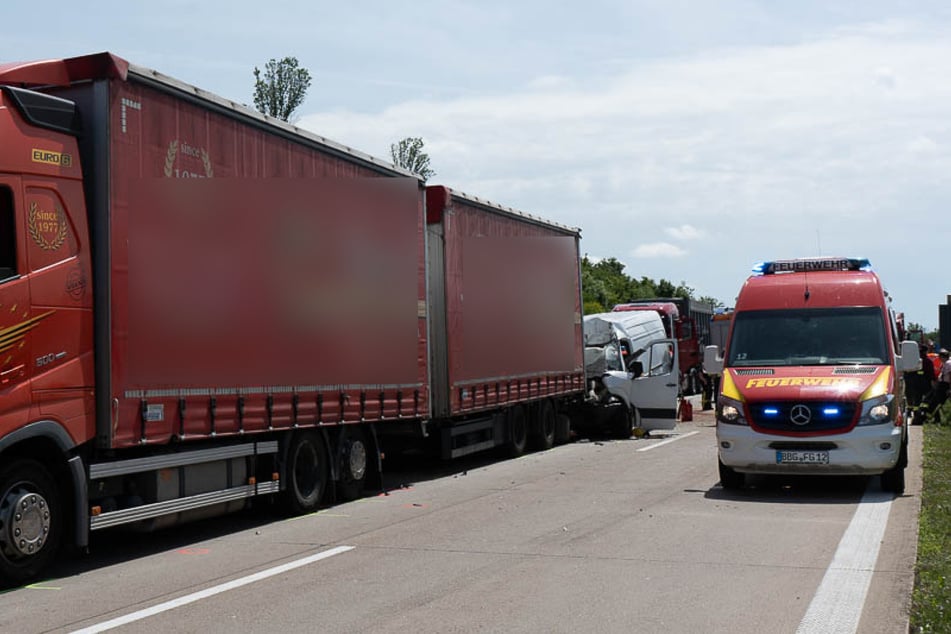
[[776, 450, 829, 465]]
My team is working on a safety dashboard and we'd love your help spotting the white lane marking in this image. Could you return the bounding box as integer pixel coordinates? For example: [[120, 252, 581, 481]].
[[71, 545, 355, 634], [636, 431, 699, 452], [796, 488, 893, 634]]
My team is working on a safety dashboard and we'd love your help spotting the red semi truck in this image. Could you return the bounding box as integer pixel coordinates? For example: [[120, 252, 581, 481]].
[[0, 52, 585, 582]]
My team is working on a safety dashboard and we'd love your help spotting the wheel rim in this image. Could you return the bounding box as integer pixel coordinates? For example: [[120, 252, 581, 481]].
[[1, 486, 51, 559], [347, 439, 367, 481]]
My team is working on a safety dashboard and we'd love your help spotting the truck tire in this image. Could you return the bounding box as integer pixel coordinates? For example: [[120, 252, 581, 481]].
[[718, 459, 745, 490], [337, 427, 369, 501], [554, 413, 571, 445], [530, 400, 556, 451], [283, 431, 328, 513], [506, 406, 528, 458], [0, 459, 62, 584]]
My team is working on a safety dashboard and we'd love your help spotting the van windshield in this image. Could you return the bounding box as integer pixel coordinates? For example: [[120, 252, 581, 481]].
[[727, 307, 888, 367]]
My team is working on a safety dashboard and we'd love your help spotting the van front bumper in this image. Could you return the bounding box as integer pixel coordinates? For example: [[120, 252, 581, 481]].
[[716, 423, 903, 475]]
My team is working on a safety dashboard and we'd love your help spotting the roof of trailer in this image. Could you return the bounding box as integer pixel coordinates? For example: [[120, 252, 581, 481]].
[[0, 52, 417, 179], [425, 185, 581, 236]]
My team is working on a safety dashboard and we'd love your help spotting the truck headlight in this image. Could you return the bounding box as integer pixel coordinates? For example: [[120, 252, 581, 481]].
[[857, 394, 894, 426], [717, 395, 747, 425]]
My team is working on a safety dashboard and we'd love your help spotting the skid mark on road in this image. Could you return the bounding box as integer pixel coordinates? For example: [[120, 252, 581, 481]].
[[796, 487, 893, 634]]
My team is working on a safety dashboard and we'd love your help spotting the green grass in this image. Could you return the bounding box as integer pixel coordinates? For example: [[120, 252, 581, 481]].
[[911, 400, 951, 633]]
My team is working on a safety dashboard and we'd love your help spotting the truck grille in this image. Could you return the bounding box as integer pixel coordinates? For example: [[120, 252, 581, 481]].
[[832, 366, 878, 375], [749, 401, 857, 433]]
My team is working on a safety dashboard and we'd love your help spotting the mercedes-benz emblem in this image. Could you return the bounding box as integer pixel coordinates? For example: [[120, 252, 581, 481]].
[[790, 404, 812, 425]]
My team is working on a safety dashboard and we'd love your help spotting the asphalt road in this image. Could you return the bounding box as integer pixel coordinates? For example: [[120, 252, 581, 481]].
[[0, 407, 921, 633]]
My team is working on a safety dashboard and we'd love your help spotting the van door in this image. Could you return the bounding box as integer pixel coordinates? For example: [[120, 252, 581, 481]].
[[629, 338, 680, 430]]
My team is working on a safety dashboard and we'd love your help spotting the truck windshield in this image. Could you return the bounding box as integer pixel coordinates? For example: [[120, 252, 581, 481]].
[[727, 307, 888, 367]]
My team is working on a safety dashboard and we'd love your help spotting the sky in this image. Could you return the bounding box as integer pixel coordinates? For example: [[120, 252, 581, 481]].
[[4, 1, 950, 329]]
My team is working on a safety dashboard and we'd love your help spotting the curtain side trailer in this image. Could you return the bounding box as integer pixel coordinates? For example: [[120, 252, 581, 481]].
[[0, 52, 585, 582]]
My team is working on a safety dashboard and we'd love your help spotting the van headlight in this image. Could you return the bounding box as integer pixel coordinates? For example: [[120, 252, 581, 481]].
[[857, 394, 894, 426], [717, 395, 747, 425]]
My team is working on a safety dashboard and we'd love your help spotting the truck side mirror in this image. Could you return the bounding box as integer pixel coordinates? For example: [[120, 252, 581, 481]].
[[897, 340, 922, 372], [703, 345, 723, 375]]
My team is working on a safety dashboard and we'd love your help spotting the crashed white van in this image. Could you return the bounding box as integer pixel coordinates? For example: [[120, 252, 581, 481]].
[[575, 310, 680, 437]]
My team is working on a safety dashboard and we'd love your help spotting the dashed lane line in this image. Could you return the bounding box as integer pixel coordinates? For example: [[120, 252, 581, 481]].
[[70, 545, 355, 634]]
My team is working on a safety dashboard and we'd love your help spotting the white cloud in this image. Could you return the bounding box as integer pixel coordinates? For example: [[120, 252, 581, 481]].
[[294, 17, 951, 328], [907, 136, 938, 155], [665, 224, 704, 241], [632, 242, 687, 258]]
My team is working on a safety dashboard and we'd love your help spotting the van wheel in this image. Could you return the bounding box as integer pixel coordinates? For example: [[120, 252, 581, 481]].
[[530, 400, 556, 451], [283, 431, 328, 513], [881, 440, 907, 494], [337, 427, 369, 501], [881, 464, 905, 494], [0, 459, 62, 584], [506, 406, 528, 457], [718, 459, 745, 490], [613, 406, 633, 439]]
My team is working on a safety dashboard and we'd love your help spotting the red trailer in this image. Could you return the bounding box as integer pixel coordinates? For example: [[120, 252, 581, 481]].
[[0, 52, 584, 582], [422, 186, 584, 458]]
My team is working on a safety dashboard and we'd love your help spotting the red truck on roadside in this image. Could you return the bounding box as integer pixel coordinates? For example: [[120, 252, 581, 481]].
[[0, 52, 585, 582]]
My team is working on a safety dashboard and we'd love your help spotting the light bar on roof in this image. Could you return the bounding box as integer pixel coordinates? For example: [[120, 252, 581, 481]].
[[752, 258, 871, 275]]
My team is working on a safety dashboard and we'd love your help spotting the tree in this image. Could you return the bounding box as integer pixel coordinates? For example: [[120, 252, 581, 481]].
[[253, 57, 312, 122], [390, 137, 435, 182], [697, 295, 725, 309], [580, 256, 722, 311]]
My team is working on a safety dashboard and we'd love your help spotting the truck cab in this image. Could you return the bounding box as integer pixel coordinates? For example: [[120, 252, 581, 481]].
[[703, 258, 919, 493]]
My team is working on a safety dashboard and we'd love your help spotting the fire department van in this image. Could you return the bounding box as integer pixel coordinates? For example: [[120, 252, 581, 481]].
[[702, 257, 920, 493]]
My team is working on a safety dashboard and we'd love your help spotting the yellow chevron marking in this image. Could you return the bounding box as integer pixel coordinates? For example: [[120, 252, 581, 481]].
[[0, 311, 55, 353]]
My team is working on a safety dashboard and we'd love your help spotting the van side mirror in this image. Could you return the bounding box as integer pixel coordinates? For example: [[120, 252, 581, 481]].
[[897, 340, 921, 372], [703, 345, 723, 375], [627, 359, 643, 378]]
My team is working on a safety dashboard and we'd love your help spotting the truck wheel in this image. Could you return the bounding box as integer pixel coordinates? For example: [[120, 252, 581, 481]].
[[530, 400, 556, 451], [0, 459, 62, 584], [718, 459, 745, 490], [284, 431, 328, 513], [506, 406, 528, 458], [337, 427, 369, 501], [554, 413, 572, 445]]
